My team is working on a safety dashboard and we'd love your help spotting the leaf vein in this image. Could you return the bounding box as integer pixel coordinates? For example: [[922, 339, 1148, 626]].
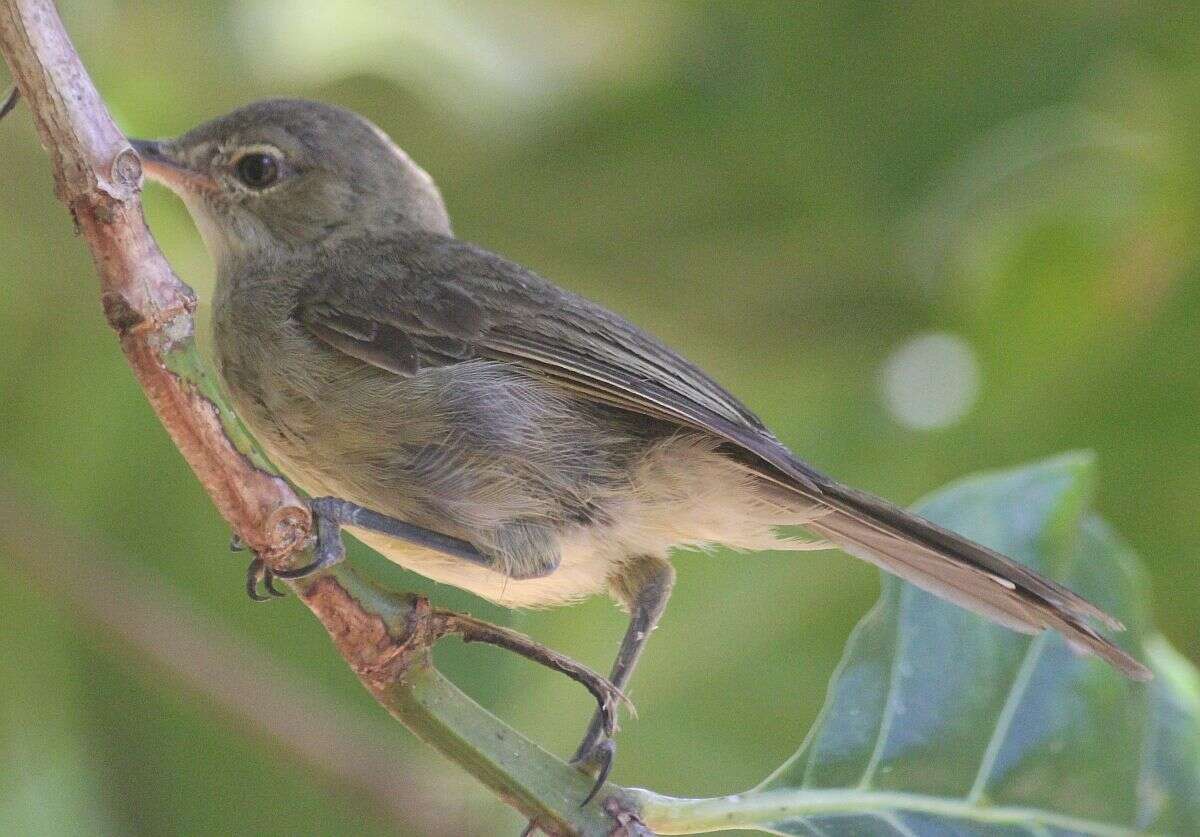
[[967, 631, 1050, 803], [860, 586, 908, 788]]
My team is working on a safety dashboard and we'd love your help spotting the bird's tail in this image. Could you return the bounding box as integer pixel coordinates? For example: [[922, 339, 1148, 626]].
[[796, 481, 1152, 681]]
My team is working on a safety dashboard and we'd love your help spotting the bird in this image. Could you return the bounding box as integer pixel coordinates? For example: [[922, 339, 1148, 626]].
[[129, 97, 1150, 802]]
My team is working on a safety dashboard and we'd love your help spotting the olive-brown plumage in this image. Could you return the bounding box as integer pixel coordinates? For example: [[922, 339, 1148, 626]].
[[132, 98, 1149, 784]]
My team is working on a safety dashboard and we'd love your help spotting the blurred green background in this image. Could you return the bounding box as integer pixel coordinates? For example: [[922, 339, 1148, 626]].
[[2, 2, 1198, 834]]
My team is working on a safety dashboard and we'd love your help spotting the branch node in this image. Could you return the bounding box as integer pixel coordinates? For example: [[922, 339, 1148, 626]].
[[301, 577, 432, 693], [101, 290, 145, 335], [110, 145, 141, 194], [261, 502, 312, 560], [603, 795, 653, 836]]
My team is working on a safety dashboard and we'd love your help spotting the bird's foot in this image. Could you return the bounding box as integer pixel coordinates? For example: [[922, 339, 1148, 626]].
[[234, 496, 350, 600], [572, 737, 617, 807], [518, 741, 630, 836], [438, 610, 628, 746], [244, 555, 287, 601]]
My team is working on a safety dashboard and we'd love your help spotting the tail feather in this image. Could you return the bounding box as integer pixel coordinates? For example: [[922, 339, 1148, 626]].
[[801, 484, 1151, 682]]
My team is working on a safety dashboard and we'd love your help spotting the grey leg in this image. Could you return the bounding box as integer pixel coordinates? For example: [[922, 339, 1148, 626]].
[[521, 557, 674, 833], [272, 496, 492, 578], [573, 556, 675, 802], [247, 495, 560, 599]]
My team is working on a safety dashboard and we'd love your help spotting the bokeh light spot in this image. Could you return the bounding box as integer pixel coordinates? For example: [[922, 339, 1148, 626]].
[[881, 332, 981, 430]]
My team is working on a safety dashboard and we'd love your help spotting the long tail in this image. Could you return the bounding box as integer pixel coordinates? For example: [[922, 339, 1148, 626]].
[[794, 481, 1151, 681]]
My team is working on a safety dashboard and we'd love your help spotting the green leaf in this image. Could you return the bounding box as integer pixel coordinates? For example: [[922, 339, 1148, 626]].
[[634, 453, 1200, 835]]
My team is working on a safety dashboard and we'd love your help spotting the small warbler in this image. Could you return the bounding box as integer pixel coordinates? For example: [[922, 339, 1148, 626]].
[[131, 99, 1149, 800]]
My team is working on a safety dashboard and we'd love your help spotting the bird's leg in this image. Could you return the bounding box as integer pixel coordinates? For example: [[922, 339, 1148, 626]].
[[521, 557, 673, 835], [572, 556, 675, 803], [434, 610, 628, 750], [235, 499, 626, 765], [274, 496, 496, 578], [245, 495, 557, 598]]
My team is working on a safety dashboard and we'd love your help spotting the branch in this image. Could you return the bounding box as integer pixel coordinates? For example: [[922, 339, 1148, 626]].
[[0, 2, 644, 833]]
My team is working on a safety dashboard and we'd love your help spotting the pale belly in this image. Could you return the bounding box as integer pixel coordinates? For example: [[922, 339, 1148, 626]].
[[264, 425, 818, 610], [347, 526, 622, 609]]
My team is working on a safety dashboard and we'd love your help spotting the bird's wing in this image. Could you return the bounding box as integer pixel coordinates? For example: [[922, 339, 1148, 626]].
[[295, 235, 1149, 681], [297, 236, 827, 492]]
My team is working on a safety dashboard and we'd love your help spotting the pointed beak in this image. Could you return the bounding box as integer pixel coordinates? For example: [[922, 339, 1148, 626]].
[[129, 138, 216, 195]]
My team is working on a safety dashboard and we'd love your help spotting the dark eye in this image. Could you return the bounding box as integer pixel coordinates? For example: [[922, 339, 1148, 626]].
[[234, 152, 280, 189]]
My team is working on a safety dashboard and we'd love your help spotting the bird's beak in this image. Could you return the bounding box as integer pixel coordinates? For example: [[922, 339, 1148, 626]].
[[129, 138, 216, 195]]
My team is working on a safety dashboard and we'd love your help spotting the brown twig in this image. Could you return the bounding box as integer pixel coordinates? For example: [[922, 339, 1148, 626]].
[[0, 0, 308, 564], [436, 610, 632, 726]]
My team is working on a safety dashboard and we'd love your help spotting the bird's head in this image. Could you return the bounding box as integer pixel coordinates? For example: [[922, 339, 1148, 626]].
[[131, 99, 451, 270]]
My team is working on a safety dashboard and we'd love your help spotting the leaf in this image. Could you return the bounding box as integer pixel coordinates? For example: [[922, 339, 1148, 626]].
[[636, 453, 1200, 836]]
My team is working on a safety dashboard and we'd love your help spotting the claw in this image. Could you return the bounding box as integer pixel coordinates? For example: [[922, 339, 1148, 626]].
[[574, 738, 616, 808], [229, 533, 246, 552], [244, 557, 287, 600], [270, 556, 325, 579], [263, 570, 287, 598], [245, 557, 271, 602]]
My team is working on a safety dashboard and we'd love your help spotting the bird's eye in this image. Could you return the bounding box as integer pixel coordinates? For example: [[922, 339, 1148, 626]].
[[234, 152, 281, 189]]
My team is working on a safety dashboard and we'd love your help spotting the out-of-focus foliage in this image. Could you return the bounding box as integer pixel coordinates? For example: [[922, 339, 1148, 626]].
[[1, 3, 1197, 834]]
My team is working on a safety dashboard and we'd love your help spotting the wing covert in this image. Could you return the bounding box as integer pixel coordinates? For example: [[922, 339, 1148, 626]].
[[297, 235, 827, 493]]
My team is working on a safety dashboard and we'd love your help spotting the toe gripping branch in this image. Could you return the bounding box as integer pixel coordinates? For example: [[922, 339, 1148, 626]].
[[240, 495, 492, 601], [231, 534, 288, 602]]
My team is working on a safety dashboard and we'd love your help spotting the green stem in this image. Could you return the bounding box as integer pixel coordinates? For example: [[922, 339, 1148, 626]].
[[629, 787, 1134, 836], [388, 669, 616, 834], [294, 565, 632, 835]]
